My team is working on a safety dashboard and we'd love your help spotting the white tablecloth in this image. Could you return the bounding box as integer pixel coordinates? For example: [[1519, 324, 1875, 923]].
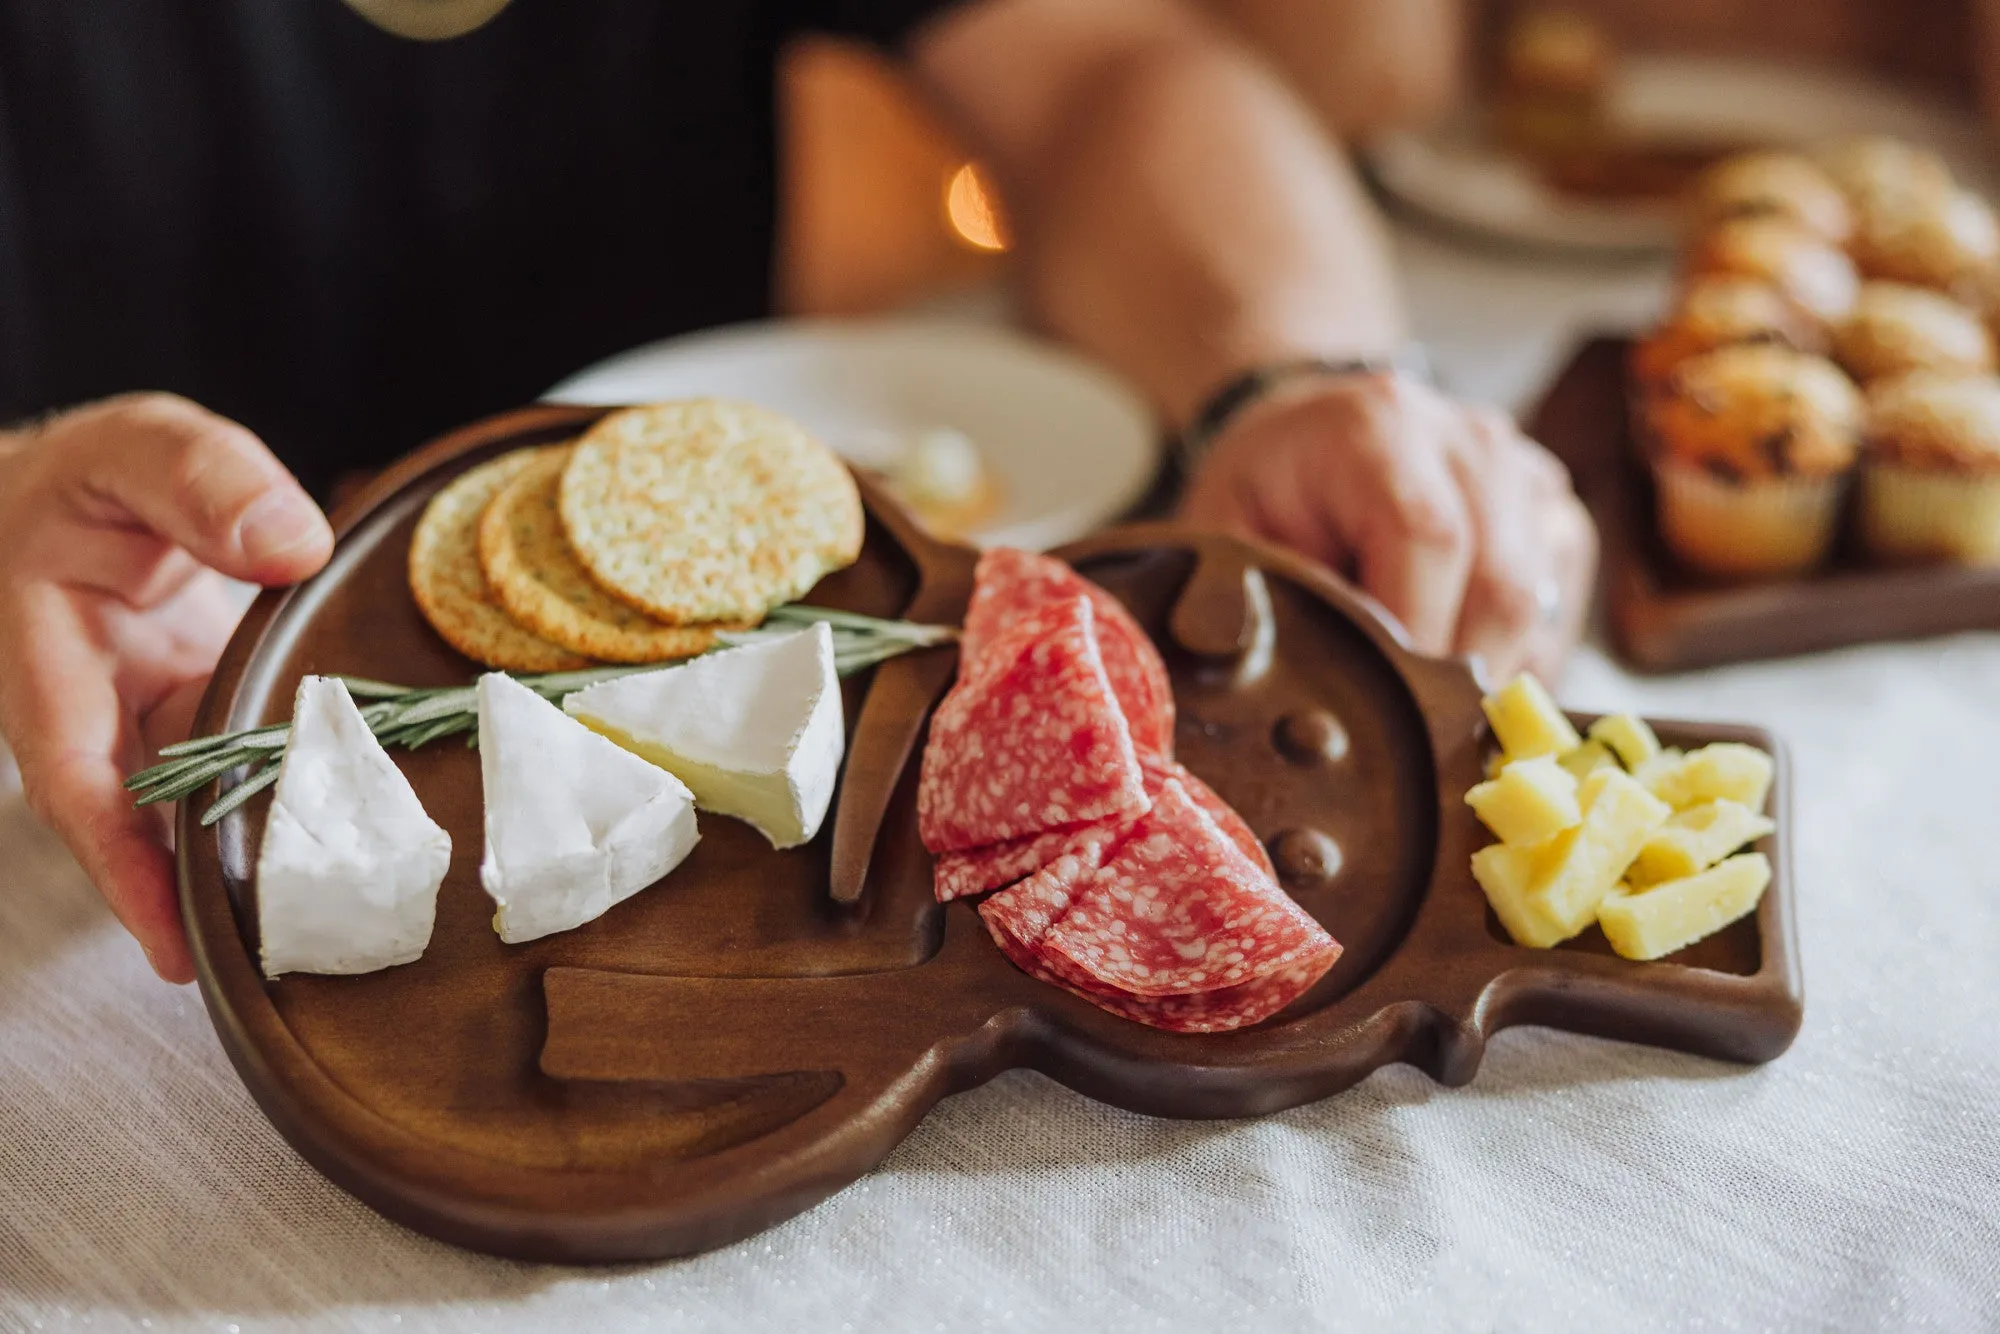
[[6, 234, 2000, 1334]]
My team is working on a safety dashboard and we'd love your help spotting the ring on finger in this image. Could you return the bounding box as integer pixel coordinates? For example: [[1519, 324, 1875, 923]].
[[1533, 575, 1563, 626]]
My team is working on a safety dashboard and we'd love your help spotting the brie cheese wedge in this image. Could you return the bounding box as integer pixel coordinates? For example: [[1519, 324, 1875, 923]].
[[564, 622, 843, 849], [477, 672, 698, 943], [256, 676, 452, 979]]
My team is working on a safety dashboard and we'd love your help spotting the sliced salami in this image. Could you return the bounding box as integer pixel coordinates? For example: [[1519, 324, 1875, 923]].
[[1139, 754, 1275, 880], [984, 916, 1336, 1033], [933, 814, 1128, 902], [917, 595, 1149, 854], [932, 754, 1270, 902], [963, 548, 1175, 758], [976, 843, 1111, 955], [1041, 780, 1339, 998]]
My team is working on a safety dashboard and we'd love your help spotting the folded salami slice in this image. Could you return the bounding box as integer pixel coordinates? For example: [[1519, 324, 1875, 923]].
[[1140, 755, 1276, 881], [1041, 780, 1339, 998], [976, 843, 1113, 956], [933, 815, 1127, 902], [917, 595, 1149, 854], [962, 548, 1175, 758], [932, 755, 1271, 903], [987, 926, 1334, 1033]]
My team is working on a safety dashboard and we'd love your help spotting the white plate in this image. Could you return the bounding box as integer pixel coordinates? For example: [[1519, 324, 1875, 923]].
[[544, 317, 1160, 550], [1365, 56, 1999, 255]]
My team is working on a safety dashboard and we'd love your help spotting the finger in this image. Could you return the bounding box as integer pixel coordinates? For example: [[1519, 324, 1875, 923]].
[[57, 395, 332, 586], [1522, 494, 1598, 684], [1334, 398, 1473, 654], [0, 588, 194, 983], [1449, 419, 1552, 679], [20, 522, 203, 609]]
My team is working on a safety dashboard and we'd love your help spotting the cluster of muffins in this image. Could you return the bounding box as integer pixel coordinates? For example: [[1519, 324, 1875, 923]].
[[1633, 139, 2000, 577]]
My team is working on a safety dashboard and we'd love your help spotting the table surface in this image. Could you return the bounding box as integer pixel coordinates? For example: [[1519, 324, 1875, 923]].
[[6, 230, 2000, 1334]]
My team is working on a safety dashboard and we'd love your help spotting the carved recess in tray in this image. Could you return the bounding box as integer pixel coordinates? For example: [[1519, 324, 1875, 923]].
[[179, 405, 1803, 1264]]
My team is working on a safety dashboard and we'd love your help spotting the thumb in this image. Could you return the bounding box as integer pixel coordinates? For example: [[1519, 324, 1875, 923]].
[[58, 394, 333, 586]]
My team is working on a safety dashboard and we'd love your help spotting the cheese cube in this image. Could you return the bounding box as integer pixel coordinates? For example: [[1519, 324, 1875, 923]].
[[1629, 800, 1777, 887], [1473, 768, 1671, 948], [1473, 842, 1569, 949], [1466, 756, 1582, 847], [1481, 674, 1581, 760], [1641, 743, 1774, 813], [1533, 769, 1674, 938], [1587, 713, 1661, 770], [1558, 740, 1620, 783], [1632, 746, 1685, 792], [1598, 853, 1772, 961]]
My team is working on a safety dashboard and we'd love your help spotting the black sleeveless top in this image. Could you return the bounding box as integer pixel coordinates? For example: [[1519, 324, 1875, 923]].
[[0, 0, 956, 495]]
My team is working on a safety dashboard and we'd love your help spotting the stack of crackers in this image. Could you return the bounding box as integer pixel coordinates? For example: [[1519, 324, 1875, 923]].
[[409, 400, 866, 671]]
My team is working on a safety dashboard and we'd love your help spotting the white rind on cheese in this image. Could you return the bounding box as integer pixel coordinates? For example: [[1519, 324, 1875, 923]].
[[477, 672, 699, 944], [256, 676, 452, 979], [564, 622, 844, 850]]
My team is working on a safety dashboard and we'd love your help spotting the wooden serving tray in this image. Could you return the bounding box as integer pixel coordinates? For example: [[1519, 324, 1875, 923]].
[[179, 404, 1803, 1264], [1532, 336, 2000, 671]]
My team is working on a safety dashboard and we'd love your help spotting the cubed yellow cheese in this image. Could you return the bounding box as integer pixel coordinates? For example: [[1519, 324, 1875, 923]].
[[1465, 756, 1582, 847], [1481, 674, 1582, 760], [1535, 769, 1674, 936], [1641, 743, 1775, 813], [1557, 739, 1619, 782], [1628, 800, 1777, 887], [1598, 853, 1772, 961], [1587, 713, 1662, 770], [1472, 843, 1570, 949], [1473, 768, 1671, 949], [1632, 747, 1684, 792]]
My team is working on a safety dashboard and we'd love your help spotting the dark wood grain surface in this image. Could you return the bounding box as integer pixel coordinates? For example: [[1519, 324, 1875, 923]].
[[177, 404, 1803, 1263]]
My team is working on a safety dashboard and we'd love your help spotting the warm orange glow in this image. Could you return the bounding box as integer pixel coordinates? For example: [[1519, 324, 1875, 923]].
[[945, 162, 1010, 253]]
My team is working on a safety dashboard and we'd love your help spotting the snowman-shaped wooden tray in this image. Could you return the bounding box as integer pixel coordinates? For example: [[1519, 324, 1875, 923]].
[[180, 405, 1802, 1263]]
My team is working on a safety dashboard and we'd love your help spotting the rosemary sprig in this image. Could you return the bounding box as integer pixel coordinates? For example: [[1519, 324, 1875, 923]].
[[126, 605, 956, 827]]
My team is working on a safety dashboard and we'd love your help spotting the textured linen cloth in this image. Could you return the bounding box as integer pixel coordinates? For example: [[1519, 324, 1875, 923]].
[[6, 237, 2000, 1333]]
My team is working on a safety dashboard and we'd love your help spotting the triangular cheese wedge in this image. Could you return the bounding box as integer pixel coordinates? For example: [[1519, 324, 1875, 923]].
[[477, 672, 699, 944], [564, 622, 844, 850], [256, 676, 452, 978]]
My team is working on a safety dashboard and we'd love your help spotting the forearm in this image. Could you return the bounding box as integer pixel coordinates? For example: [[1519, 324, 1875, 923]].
[[1203, 0, 1466, 137], [918, 0, 1407, 427]]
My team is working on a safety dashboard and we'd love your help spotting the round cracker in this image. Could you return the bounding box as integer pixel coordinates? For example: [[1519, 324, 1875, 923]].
[[557, 400, 865, 625], [478, 445, 733, 664], [408, 448, 594, 673]]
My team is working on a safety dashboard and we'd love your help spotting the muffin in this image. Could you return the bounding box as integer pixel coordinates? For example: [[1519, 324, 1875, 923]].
[[1850, 187, 2000, 298], [1494, 10, 1614, 157], [1499, 9, 1614, 106], [1641, 344, 1863, 577], [1817, 136, 1954, 207], [1688, 152, 1853, 245], [1834, 282, 1996, 384], [1631, 277, 1822, 391], [1684, 216, 1860, 328], [1860, 372, 2000, 564]]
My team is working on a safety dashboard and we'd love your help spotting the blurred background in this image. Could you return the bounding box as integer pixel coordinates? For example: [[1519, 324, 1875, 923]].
[[776, 0, 1992, 321]]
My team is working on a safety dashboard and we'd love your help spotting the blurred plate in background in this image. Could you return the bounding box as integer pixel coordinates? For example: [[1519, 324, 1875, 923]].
[[546, 317, 1159, 550], [1365, 55, 1998, 255]]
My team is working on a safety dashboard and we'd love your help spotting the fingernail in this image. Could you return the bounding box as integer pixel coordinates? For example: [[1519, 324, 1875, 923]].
[[237, 490, 326, 565]]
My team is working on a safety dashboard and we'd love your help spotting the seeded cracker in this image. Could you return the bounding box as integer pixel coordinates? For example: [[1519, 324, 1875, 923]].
[[558, 400, 865, 625], [479, 445, 739, 663], [408, 449, 593, 672]]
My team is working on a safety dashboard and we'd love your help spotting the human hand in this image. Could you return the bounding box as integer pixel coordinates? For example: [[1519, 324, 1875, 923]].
[[1180, 371, 1596, 683], [0, 395, 333, 982]]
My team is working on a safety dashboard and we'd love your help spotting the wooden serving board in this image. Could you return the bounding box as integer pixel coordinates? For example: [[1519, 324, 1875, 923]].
[[179, 404, 1803, 1264], [1533, 336, 2000, 672]]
